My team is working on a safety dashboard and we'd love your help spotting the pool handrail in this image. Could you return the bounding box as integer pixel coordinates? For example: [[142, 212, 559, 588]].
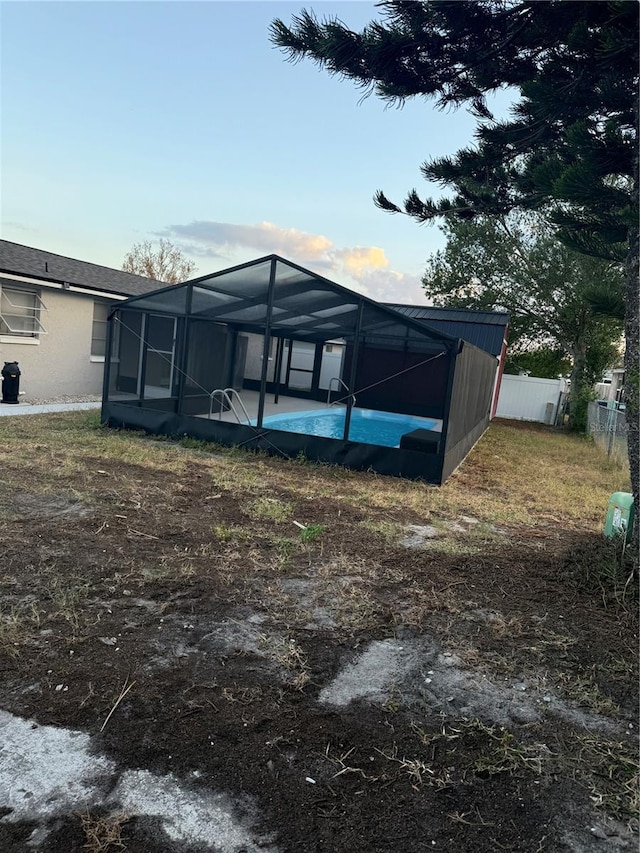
[[209, 388, 252, 424], [327, 377, 356, 407]]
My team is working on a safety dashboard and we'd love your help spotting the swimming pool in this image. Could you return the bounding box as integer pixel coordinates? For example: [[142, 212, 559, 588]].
[[255, 408, 439, 448]]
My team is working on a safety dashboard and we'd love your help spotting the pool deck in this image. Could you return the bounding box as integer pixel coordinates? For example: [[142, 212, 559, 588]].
[[202, 390, 443, 434], [1, 392, 443, 437], [200, 390, 331, 425]]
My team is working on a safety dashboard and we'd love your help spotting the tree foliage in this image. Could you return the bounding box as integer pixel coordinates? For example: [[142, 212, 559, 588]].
[[272, 1, 637, 257], [271, 0, 639, 518], [504, 347, 572, 381], [122, 239, 196, 284], [423, 212, 623, 429]]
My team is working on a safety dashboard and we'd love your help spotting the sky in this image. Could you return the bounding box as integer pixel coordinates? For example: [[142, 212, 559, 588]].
[[1, 1, 513, 303]]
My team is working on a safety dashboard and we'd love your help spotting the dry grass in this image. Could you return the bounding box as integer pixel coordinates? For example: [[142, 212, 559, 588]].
[[46, 574, 91, 633], [259, 635, 311, 690], [0, 411, 187, 474], [486, 612, 525, 639], [412, 719, 548, 781], [554, 672, 621, 716], [260, 420, 627, 533], [358, 519, 404, 543], [0, 601, 42, 657], [79, 811, 129, 852], [0, 410, 636, 837], [567, 734, 640, 821], [333, 581, 383, 632], [0, 413, 632, 643], [243, 496, 294, 523], [0, 412, 629, 536], [375, 744, 434, 785]]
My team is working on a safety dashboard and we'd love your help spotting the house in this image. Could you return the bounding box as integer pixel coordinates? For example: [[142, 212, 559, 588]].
[[385, 304, 510, 418], [595, 368, 625, 405], [0, 240, 167, 400], [101, 255, 499, 484]]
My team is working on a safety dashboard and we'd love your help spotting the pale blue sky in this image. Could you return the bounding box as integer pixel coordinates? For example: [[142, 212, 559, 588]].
[[1, 1, 513, 302]]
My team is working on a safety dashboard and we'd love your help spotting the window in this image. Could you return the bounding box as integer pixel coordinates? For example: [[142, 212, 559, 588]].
[[91, 302, 109, 357], [92, 302, 120, 360], [0, 286, 46, 338]]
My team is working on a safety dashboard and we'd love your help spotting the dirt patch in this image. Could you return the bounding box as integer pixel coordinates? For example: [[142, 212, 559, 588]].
[[3, 492, 93, 520], [0, 417, 637, 852]]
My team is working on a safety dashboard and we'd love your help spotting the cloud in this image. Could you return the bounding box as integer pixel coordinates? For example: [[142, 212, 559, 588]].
[[332, 246, 389, 277], [350, 267, 426, 304], [165, 220, 332, 261], [162, 219, 426, 304]]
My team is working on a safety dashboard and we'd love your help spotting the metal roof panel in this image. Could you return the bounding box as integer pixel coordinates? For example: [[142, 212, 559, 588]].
[[385, 303, 509, 326], [384, 304, 509, 356]]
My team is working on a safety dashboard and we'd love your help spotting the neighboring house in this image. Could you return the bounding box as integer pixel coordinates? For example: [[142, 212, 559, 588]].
[[595, 368, 625, 404], [385, 304, 510, 418], [0, 240, 167, 400]]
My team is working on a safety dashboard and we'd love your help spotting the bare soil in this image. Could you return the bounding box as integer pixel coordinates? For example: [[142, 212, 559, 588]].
[[0, 414, 637, 853]]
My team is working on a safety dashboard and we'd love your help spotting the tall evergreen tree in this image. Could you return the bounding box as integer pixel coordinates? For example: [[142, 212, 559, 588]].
[[271, 1, 639, 515]]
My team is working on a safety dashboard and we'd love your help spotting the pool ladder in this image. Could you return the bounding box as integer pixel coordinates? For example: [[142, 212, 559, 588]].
[[209, 388, 252, 424], [327, 377, 356, 407]]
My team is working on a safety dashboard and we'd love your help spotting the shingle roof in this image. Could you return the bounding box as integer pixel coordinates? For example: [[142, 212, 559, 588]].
[[0, 240, 168, 297], [385, 303, 509, 357]]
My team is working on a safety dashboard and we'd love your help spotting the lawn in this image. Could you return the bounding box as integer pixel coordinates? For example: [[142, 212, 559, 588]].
[[0, 412, 637, 853]]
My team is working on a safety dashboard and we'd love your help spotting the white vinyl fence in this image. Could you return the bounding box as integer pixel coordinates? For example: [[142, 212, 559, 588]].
[[496, 374, 568, 423]]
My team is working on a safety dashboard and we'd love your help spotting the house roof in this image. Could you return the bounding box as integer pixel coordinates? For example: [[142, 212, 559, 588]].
[[385, 304, 509, 358], [119, 254, 465, 353], [0, 240, 168, 297]]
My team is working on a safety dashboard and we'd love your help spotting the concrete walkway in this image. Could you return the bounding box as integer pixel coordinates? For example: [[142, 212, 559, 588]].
[[0, 401, 101, 417]]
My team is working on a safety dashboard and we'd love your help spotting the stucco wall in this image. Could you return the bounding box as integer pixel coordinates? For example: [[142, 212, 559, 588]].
[[244, 333, 276, 382], [0, 289, 112, 401], [244, 335, 344, 391]]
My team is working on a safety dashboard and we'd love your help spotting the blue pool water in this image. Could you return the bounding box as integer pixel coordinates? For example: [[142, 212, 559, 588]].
[[255, 408, 438, 448]]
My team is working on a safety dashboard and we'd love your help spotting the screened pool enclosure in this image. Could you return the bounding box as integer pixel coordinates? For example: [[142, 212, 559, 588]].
[[101, 256, 497, 483]]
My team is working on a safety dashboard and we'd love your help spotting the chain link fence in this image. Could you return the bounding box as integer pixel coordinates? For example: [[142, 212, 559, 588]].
[[587, 402, 628, 466]]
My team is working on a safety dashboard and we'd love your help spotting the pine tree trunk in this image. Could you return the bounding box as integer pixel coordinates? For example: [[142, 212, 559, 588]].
[[568, 339, 588, 432], [624, 227, 639, 555]]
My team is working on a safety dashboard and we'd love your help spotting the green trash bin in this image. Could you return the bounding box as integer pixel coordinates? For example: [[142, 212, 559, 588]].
[[604, 492, 635, 543]]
